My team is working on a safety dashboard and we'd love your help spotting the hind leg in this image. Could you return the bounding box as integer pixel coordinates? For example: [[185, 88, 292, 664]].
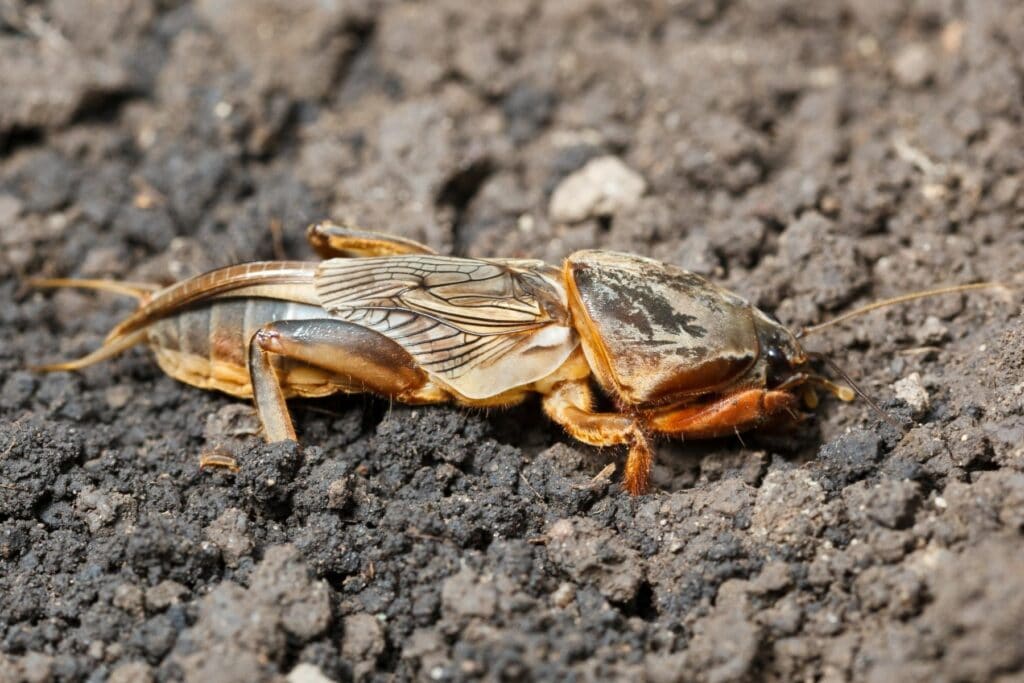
[[248, 318, 444, 441]]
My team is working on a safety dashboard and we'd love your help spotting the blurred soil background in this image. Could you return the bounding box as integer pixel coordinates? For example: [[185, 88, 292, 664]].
[[2, 0, 1024, 681]]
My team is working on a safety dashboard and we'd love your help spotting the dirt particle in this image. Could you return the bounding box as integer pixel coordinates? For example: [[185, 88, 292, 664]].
[[107, 661, 154, 683], [11, 652, 55, 683], [168, 545, 332, 680], [817, 429, 883, 490], [250, 545, 333, 640], [859, 540, 1024, 680], [758, 594, 804, 637], [145, 580, 189, 612], [644, 652, 690, 683], [0, 194, 22, 225], [750, 560, 792, 595], [326, 477, 352, 511], [684, 594, 760, 683], [545, 517, 644, 605], [503, 84, 557, 144], [204, 507, 253, 568], [234, 441, 302, 507], [75, 485, 127, 533], [113, 583, 145, 616], [751, 470, 827, 543], [441, 566, 498, 620], [340, 613, 385, 678], [914, 315, 950, 346], [0, 32, 130, 135], [843, 479, 921, 530], [1, 372, 36, 411], [195, 0, 364, 101], [104, 384, 133, 410], [204, 404, 261, 442]]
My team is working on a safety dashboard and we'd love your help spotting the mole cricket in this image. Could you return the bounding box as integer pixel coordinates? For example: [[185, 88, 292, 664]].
[[29, 221, 1007, 494]]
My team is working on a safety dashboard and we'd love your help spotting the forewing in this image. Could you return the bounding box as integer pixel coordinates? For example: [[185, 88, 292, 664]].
[[314, 256, 577, 398]]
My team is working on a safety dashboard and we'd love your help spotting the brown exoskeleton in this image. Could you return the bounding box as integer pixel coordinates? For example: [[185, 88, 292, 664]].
[[30, 221, 1006, 494]]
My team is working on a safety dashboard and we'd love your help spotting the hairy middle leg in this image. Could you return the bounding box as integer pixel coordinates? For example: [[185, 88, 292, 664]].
[[542, 380, 653, 495], [306, 220, 436, 258]]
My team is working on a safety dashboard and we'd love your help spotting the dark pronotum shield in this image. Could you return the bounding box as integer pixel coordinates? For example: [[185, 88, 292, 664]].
[[565, 251, 759, 407]]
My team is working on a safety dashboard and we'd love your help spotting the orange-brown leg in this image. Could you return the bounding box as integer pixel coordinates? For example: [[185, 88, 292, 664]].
[[248, 319, 439, 442], [645, 389, 800, 439], [306, 220, 436, 258], [542, 381, 653, 495]]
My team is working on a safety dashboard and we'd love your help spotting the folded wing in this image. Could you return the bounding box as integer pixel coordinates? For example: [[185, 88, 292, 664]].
[[315, 256, 577, 399]]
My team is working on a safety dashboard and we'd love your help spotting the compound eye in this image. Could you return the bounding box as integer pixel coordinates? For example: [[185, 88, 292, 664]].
[[765, 345, 791, 387]]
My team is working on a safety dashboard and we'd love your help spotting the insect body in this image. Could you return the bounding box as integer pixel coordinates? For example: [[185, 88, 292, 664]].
[[29, 222, 932, 494]]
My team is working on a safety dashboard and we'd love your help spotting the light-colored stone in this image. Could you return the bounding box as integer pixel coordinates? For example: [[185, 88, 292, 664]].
[[549, 156, 646, 224], [915, 316, 949, 345], [892, 43, 933, 88], [108, 661, 155, 683], [551, 582, 576, 608], [893, 372, 930, 418], [287, 663, 336, 683]]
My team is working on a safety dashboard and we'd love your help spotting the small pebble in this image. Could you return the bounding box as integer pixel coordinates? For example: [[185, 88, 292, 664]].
[[327, 478, 352, 510], [915, 316, 949, 346], [893, 372, 930, 418], [145, 580, 189, 612], [113, 583, 145, 616], [892, 43, 934, 88], [549, 156, 646, 224], [105, 385, 133, 410], [108, 661, 155, 683], [287, 663, 335, 683], [552, 582, 576, 608]]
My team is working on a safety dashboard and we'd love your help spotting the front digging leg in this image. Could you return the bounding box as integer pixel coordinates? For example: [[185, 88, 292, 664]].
[[644, 389, 801, 439]]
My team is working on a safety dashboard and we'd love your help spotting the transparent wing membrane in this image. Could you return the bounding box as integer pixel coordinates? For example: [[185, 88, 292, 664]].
[[315, 256, 577, 398]]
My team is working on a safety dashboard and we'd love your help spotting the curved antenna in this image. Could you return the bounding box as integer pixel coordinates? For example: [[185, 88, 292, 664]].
[[797, 282, 1011, 339]]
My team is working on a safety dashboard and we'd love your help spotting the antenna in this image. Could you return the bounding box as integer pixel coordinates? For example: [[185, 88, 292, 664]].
[[797, 282, 1011, 339]]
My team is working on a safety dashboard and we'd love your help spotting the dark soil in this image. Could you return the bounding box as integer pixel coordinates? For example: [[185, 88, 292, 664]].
[[2, 1, 1024, 681]]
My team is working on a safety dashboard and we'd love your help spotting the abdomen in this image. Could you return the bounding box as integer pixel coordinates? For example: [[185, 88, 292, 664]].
[[146, 298, 335, 398]]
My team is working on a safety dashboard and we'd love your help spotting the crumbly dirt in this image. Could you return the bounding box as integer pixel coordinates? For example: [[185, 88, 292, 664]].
[[2, 1, 1024, 681]]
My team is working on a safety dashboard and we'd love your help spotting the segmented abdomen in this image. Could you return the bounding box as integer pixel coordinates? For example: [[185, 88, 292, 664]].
[[146, 298, 329, 398]]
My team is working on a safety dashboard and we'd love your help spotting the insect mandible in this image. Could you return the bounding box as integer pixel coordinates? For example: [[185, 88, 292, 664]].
[[29, 221, 1006, 494]]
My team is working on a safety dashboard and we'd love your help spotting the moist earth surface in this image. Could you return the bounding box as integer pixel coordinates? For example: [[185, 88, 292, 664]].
[[1, 1, 1023, 681]]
